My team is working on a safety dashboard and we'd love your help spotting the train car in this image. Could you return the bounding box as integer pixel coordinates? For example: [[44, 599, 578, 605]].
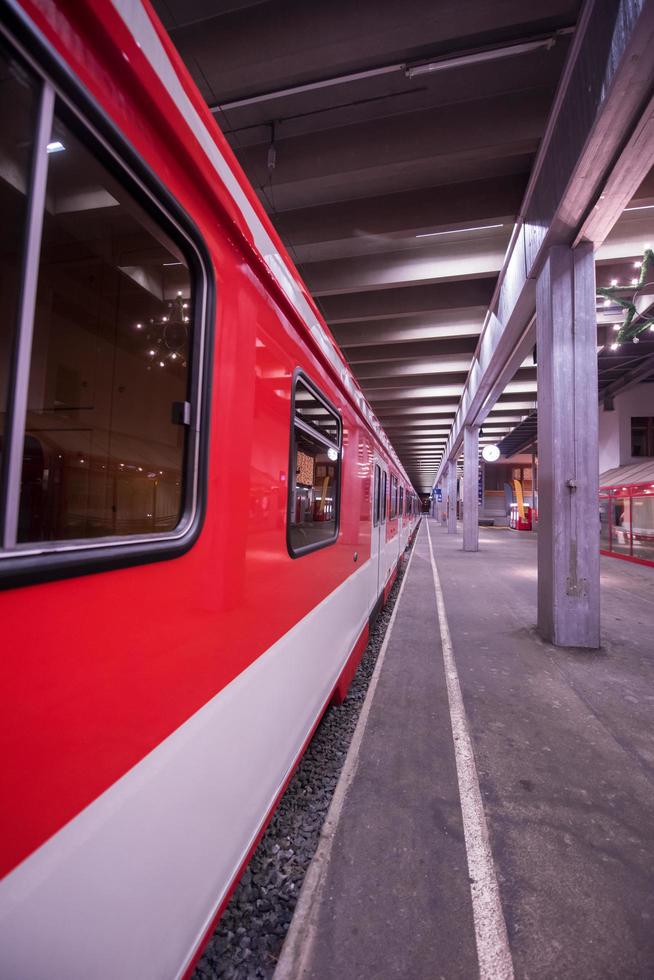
[[0, 1, 420, 976]]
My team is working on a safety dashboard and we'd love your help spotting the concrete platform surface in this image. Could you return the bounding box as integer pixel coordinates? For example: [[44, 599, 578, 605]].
[[274, 519, 654, 980]]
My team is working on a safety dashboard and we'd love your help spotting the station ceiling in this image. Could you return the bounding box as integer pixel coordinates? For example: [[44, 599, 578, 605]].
[[154, 0, 653, 492]]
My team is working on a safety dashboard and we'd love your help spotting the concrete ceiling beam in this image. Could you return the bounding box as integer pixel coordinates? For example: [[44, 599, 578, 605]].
[[273, 175, 525, 249], [302, 228, 509, 296], [321, 278, 496, 323], [330, 309, 486, 348], [342, 336, 480, 364], [233, 90, 549, 209]]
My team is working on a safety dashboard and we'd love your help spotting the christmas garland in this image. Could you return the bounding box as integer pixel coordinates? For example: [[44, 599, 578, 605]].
[[596, 248, 654, 344]]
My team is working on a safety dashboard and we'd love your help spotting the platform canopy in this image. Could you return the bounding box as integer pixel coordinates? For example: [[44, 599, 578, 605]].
[[154, 0, 654, 494]]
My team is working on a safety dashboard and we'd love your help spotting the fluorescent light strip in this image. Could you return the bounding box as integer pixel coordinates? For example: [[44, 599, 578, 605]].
[[416, 223, 504, 239], [405, 36, 565, 78], [624, 204, 654, 212]]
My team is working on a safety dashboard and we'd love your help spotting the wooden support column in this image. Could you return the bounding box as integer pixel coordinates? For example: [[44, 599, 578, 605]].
[[447, 460, 457, 534], [536, 243, 600, 648], [463, 426, 479, 552]]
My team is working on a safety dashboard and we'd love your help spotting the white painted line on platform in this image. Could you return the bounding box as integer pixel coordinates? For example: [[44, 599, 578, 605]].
[[273, 527, 421, 980], [426, 520, 515, 980]]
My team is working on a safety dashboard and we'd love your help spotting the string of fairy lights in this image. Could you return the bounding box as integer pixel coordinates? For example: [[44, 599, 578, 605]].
[[597, 247, 654, 349]]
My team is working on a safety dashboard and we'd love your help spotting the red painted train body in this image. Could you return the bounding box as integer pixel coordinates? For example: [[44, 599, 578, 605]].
[[0, 1, 419, 975]]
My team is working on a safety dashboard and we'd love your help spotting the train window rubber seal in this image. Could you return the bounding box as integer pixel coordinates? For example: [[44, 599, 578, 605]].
[[0, 0, 216, 590], [286, 367, 342, 559]]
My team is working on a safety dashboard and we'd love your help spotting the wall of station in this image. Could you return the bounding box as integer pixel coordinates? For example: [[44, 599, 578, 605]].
[[599, 383, 654, 475]]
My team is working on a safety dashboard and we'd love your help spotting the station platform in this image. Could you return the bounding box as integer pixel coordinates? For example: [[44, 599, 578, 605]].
[[274, 518, 654, 980]]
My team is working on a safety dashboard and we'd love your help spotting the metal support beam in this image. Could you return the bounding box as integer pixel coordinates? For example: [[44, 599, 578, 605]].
[[536, 244, 599, 648], [463, 427, 480, 551], [447, 462, 457, 534]]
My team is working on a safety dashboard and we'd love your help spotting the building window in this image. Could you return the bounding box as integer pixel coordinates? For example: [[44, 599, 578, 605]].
[[373, 464, 380, 526], [632, 417, 654, 457], [288, 375, 341, 556]]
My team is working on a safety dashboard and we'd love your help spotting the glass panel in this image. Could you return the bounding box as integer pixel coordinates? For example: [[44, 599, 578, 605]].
[[18, 109, 192, 542], [610, 496, 632, 557], [632, 494, 654, 562], [294, 379, 339, 445], [382, 471, 387, 522], [373, 464, 380, 526], [599, 496, 610, 550], [0, 46, 38, 496], [289, 425, 339, 550]]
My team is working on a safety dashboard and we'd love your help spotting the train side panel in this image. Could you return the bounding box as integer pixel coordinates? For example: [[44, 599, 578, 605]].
[[0, 1, 418, 976]]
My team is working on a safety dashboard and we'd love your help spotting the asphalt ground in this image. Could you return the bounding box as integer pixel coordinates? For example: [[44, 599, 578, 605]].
[[275, 519, 654, 980]]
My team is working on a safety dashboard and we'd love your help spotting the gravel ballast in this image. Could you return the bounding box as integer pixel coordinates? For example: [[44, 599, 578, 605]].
[[193, 539, 415, 980]]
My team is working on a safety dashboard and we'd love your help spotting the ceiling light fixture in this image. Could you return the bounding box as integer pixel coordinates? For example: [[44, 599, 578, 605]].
[[405, 36, 562, 79], [416, 223, 504, 239], [211, 29, 572, 113], [46, 140, 65, 153]]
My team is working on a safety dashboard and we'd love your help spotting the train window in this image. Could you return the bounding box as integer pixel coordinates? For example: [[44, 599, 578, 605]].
[[373, 464, 380, 527], [0, 45, 38, 506], [399, 485, 403, 517], [288, 375, 341, 556], [0, 49, 210, 582], [390, 474, 398, 519], [381, 470, 387, 522], [15, 108, 193, 543]]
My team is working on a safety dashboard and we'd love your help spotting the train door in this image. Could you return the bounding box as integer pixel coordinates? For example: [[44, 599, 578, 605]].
[[371, 461, 382, 600]]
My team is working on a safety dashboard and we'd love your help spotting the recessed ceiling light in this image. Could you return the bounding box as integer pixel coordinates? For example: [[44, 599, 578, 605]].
[[46, 140, 65, 153]]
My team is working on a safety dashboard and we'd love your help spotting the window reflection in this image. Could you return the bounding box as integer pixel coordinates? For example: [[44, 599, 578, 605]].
[[17, 109, 192, 542], [0, 46, 37, 495], [632, 495, 654, 562], [289, 378, 340, 553], [373, 464, 380, 526]]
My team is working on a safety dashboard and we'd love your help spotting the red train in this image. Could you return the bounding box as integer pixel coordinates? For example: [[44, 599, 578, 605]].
[[0, 1, 419, 975]]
